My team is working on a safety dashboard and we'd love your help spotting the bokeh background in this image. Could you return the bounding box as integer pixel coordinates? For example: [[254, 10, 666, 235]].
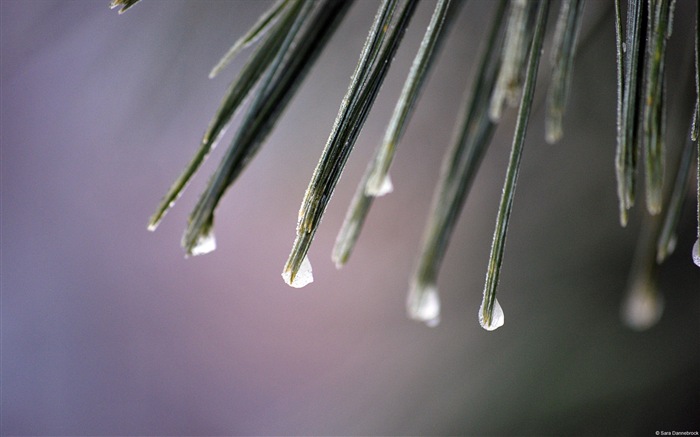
[[2, 1, 699, 435]]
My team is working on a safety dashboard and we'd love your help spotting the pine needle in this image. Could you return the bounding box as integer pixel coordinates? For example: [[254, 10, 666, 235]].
[[615, 0, 644, 226], [283, 0, 419, 285], [148, 0, 305, 231], [407, 0, 508, 326], [479, 0, 549, 331], [209, 0, 292, 79], [545, 0, 585, 144], [180, 0, 353, 255], [695, 6, 700, 266], [110, 0, 140, 14], [489, 0, 535, 122], [656, 123, 696, 263], [364, 0, 459, 196], [642, 0, 674, 215], [333, 0, 462, 268]]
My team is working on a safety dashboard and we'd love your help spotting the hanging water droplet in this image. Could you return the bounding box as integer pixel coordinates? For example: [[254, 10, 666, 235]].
[[622, 280, 664, 330], [282, 255, 314, 288], [407, 283, 440, 327], [479, 298, 504, 331], [692, 239, 700, 267], [190, 229, 216, 256], [366, 174, 394, 197]]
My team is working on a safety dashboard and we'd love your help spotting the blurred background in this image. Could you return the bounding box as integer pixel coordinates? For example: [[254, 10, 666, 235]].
[[2, 1, 699, 435]]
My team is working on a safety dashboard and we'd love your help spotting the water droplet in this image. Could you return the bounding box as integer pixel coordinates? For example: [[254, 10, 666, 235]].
[[366, 174, 394, 197], [693, 239, 700, 267], [479, 298, 504, 331], [407, 283, 440, 327], [622, 280, 663, 330], [190, 229, 216, 256], [282, 255, 314, 288]]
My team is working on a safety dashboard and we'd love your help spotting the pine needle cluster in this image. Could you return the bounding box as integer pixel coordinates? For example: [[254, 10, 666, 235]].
[[113, 0, 699, 331]]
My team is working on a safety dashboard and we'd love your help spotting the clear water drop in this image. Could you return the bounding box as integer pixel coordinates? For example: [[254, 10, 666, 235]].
[[190, 229, 216, 256], [407, 283, 440, 327], [479, 298, 504, 331], [366, 174, 394, 197], [622, 281, 663, 330], [282, 255, 314, 288], [693, 239, 700, 267]]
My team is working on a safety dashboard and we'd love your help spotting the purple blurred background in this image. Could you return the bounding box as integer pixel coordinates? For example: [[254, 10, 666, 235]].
[[2, 1, 699, 435]]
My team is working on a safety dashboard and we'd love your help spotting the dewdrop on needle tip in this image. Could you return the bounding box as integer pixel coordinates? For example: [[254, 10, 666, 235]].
[[479, 298, 504, 331], [189, 230, 216, 256], [282, 255, 314, 288], [407, 283, 441, 327]]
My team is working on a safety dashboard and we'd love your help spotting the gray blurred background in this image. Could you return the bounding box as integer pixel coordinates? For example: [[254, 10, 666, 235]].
[[2, 1, 699, 435]]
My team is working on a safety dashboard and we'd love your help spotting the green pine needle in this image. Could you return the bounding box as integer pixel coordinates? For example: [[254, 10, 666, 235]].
[[332, 0, 461, 269], [480, 0, 549, 331], [407, 0, 508, 327], [331, 160, 375, 269], [615, 0, 644, 227], [182, 0, 351, 256], [695, 6, 700, 266], [110, 0, 140, 14], [364, 0, 458, 196], [148, 0, 305, 232], [641, 0, 674, 215], [656, 124, 696, 263], [209, 0, 292, 79], [283, 0, 418, 286], [545, 0, 585, 144], [489, 0, 535, 122]]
